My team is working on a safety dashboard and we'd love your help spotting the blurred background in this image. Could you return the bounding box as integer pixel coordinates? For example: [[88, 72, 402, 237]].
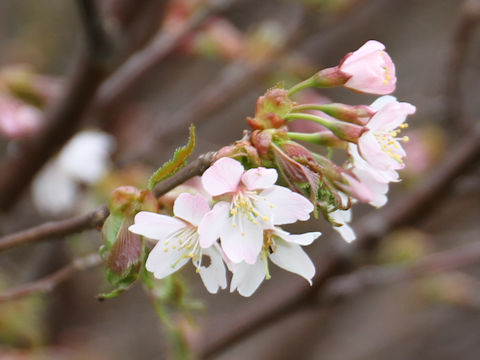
[[0, 0, 480, 359]]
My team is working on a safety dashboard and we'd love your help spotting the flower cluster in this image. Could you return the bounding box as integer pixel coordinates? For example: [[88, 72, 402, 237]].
[[130, 157, 320, 296], [126, 40, 416, 296]]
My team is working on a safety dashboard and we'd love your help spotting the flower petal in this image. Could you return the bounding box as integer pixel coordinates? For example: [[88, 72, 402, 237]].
[[198, 201, 230, 248], [219, 214, 263, 264], [230, 260, 266, 297], [145, 242, 189, 279], [129, 211, 185, 240], [258, 186, 313, 225], [173, 193, 211, 226], [270, 241, 315, 284], [201, 157, 244, 196], [198, 247, 227, 294], [241, 167, 278, 190], [333, 223, 357, 243], [280, 231, 322, 246]]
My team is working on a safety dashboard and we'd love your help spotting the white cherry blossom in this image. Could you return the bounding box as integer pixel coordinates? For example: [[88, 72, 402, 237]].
[[230, 228, 320, 297], [129, 193, 227, 294], [198, 157, 314, 264]]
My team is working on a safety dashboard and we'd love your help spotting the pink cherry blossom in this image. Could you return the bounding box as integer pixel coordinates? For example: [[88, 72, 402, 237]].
[[348, 143, 395, 208], [358, 96, 416, 172], [198, 157, 314, 265], [340, 40, 396, 95], [129, 193, 227, 294], [0, 96, 42, 139], [230, 228, 320, 297]]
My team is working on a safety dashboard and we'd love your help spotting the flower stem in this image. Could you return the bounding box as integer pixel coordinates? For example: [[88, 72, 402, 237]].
[[287, 77, 315, 96]]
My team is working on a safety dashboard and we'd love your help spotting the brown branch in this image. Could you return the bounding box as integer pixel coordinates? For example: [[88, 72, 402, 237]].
[[0, 151, 216, 252], [325, 240, 480, 299], [0, 253, 102, 303], [93, 0, 237, 127], [0, 0, 114, 211], [200, 125, 480, 359], [444, 0, 480, 131]]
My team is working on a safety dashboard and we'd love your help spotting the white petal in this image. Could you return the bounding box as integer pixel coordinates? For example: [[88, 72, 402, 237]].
[[173, 193, 211, 226], [31, 161, 78, 216], [280, 231, 322, 246], [370, 95, 397, 112], [270, 241, 315, 284], [198, 247, 227, 294], [241, 167, 278, 190], [219, 214, 263, 264], [201, 157, 244, 196], [333, 223, 357, 243], [198, 202, 230, 248], [58, 130, 115, 184], [145, 242, 189, 279], [230, 260, 266, 297], [129, 211, 185, 240], [258, 186, 313, 225]]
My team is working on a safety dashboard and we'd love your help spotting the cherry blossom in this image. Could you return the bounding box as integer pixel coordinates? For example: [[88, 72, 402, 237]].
[[358, 96, 416, 172], [340, 40, 396, 95], [198, 157, 314, 264], [129, 193, 227, 294], [0, 96, 42, 139], [230, 228, 320, 297], [31, 130, 115, 216]]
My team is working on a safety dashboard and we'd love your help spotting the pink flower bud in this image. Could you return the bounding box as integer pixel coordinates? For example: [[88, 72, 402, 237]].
[[339, 40, 396, 95]]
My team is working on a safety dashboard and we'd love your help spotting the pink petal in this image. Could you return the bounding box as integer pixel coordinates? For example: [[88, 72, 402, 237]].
[[201, 157, 244, 196], [241, 167, 278, 190], [358, 132, 401, 170], [368, 101, 416, 131], [342, 40, 386, 66], [173, 193, 211, 227], [129, 211, 185, 240], [198, 202, 230, 248], [258, 186, 314, 225]]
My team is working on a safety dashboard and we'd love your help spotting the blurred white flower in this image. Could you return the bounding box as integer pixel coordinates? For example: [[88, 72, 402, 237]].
[[31, 130, 115, 216]]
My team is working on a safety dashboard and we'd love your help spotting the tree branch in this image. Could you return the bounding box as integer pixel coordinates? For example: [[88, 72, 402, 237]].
[[93, 0, 237, 126], [0, 152, 216, 252], [200, 125, 480, 359], [0, 0, 114, 211], [0, 253, 102, 303], [444, 0, 480, 131], [325, 240, 480, 299]]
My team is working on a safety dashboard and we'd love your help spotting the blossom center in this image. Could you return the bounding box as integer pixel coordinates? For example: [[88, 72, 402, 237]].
[[374, 123, 409, 163], [163, 225, 205, 271], [229, 190, 271, 235]]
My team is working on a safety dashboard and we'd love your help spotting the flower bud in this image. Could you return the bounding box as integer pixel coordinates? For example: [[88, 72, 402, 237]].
[[315, 103, 375, 125], [246, 87, 293, 130], [250, 130, 273, 157]]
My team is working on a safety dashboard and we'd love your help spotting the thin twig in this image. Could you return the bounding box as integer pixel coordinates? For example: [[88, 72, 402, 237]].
[[0, 152, 216, 252], [200, 125, 480, 359], [0, 253, 102, 303], [444, 0, 480, 131], [0, 0, 114, 211], [93, 0, 237, 127]]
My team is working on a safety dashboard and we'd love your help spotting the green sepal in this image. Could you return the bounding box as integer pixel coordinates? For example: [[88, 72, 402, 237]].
[[148, 125, 196, 190]]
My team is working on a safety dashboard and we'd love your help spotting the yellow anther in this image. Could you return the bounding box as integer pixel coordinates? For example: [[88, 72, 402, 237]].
[[195, 268, 200, 274], [172, 245, 176, 249], [241, 232, 245, 236], [269, 204, 274, 208], [403, 136, 409, 142], [164, 248, 168, 253], [263, 216, 269, 221]]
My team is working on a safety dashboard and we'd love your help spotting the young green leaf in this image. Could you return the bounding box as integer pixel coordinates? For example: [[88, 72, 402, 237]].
[[148, 125, 196, 190]]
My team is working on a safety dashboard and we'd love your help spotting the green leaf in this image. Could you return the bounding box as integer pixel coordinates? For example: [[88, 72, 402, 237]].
[[148, 125, 196, 190]]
